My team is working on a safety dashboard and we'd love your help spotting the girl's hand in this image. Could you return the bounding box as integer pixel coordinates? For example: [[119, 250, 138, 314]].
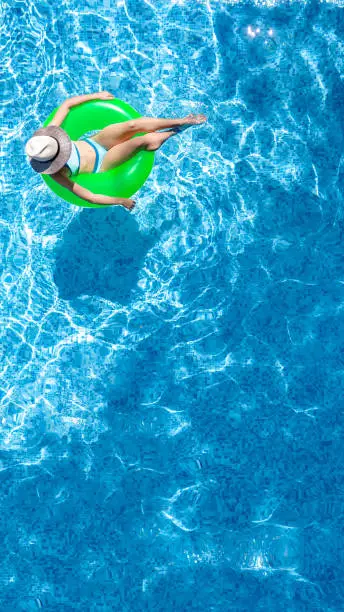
[[96, 91, 115, 100], [119, 198, 136, 211]]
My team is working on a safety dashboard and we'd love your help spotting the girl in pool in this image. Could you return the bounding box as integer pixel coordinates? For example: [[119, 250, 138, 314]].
[[25, 91, 207, 210]]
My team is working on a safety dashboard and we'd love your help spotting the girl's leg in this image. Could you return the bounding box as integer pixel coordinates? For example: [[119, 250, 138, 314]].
[[93, 114, 206, 149], [100, 130, 177, 172]]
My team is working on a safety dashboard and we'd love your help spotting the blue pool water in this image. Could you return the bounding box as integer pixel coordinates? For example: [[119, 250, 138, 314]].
[[1, 0, 344, 609]]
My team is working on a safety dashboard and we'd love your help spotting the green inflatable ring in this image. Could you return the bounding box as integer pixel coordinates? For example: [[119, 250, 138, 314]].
[[41, 98, 155, 208]]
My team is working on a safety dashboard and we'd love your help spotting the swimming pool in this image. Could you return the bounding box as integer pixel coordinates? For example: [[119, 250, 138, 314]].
[[1, 0, 344, 609]]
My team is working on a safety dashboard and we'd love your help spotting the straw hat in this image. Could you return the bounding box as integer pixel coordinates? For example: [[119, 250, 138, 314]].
[[25, 125, 72, 174]]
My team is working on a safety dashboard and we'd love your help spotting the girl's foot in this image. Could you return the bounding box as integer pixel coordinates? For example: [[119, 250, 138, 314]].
[[182, 113, 207, 127], [169, 113, 207, 134]]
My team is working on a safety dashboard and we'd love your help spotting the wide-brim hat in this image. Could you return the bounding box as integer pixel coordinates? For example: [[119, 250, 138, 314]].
[[28, 125, 72, 175]]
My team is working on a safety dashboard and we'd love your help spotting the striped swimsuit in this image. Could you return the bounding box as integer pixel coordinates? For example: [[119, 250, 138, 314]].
[[65, 138, 107, 176]]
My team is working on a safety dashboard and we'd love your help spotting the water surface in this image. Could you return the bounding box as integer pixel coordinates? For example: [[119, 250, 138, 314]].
[[1, 0, 344, 609]]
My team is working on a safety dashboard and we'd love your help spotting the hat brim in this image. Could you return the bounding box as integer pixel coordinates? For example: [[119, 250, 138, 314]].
[[29, 125, 72, 175]]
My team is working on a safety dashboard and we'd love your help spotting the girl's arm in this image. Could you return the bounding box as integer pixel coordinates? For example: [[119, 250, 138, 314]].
[[65, 91, 114, 108], [50, 171, 134, 208], [46, 102, 70, 127], [46, 91, 114, 127]]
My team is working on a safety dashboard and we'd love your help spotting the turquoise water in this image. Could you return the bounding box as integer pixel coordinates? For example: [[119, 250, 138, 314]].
[[1, 0, 344, 609]]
